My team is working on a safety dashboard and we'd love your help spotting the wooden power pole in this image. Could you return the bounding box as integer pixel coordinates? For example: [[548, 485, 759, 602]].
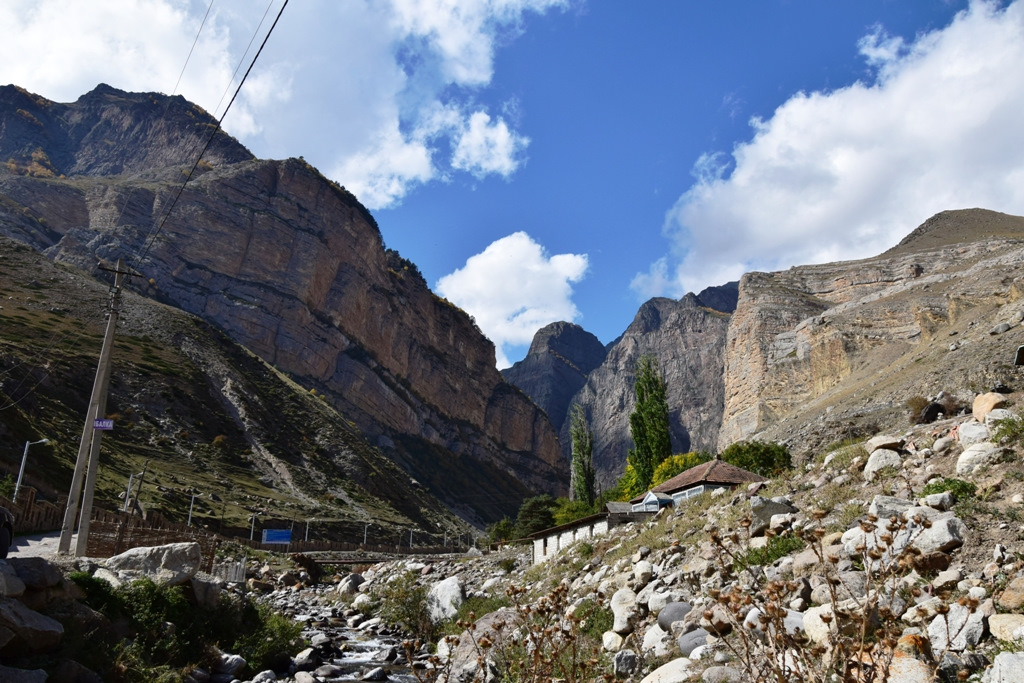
[[58, 259, 130, 555]]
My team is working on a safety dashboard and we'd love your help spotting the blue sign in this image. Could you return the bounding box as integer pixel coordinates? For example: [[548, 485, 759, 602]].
[[262, 529, 291, 544], [94, 419, 114, 430]]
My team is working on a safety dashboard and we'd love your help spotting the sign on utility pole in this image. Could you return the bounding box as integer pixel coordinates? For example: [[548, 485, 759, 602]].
[[59, 259, 131, 555]]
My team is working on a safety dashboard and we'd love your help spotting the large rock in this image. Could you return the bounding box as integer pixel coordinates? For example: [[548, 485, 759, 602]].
[[984, 652, 1024, 683], [658, 601, 693, 631], [642, 623, 675, 658], [441, 607, 515, 682], [639, 657, 696, 683], [958, 421, 991, 448], [0, 666, 47, 683], [676, 628, 709, 657], [7, 557, 63, 590], [956, 442, 1004, 477], [611, 588, 641, 635], [0, 597, 63, 655], [864, 449, 902, 481], [105, 542, 202, 586], [973, 392, 1008, 422], [990, 614, 1024, 643], [927, 603, 985, 653], [750, 496, 797, 537], [427, 576, 464, 625]]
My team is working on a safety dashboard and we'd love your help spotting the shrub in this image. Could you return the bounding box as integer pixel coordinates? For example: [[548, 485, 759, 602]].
[[905, 395, 929, 422], [371, 570, 435, 641], [921, 477, 976, 500], [734, 532, 805, 571], [719, 440, 792, 477], [993, 413, 1024, 445]]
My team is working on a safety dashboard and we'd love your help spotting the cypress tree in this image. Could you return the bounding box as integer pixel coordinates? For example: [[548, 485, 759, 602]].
[[626, 354, 672, 492], [569, 404, 596, 506]]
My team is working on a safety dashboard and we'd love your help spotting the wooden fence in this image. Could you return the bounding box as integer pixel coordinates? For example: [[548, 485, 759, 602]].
[[1, 488, 64, 535], [84, 508, 220, 573]]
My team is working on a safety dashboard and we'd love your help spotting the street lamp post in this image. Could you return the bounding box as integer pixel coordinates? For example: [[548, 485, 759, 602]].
[[14, 438, 48, 502]]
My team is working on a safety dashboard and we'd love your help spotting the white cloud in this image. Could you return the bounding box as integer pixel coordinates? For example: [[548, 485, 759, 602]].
[[436, 232, 588, 368], [637, 0, 1024, 298], [451, 110, 529, 178], [0, 0, 566, 209]]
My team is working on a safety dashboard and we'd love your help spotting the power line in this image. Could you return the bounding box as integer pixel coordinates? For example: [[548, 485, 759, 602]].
[[172, 0, 216, 97]]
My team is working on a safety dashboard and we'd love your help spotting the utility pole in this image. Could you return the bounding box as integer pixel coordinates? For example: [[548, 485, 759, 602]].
[[59, 259, 130, 555]]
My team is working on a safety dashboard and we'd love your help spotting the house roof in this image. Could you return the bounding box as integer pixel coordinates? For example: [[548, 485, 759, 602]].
[[629, 459, 767, 503]]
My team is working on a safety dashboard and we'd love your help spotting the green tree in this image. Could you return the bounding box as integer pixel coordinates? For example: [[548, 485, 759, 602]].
[[487, 517, 515, 543], [552, 497, 595, 526], [652, 451, 712, 486], [626, 354, 672, 492], [719, 440, 791, 477], [569, 404, 596, 505], [514, 494, 557, 537]]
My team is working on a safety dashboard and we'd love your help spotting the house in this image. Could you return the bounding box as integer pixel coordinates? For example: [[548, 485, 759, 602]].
[[629, 459, 766, 512], [528, 503, 652, 565]]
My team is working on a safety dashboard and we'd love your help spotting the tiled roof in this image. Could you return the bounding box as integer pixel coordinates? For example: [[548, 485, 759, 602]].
[[629, 459, 767, 503]]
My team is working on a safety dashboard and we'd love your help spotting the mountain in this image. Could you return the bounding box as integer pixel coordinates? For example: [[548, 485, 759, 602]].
[[0, 236, 467, 541], [501, 322, 607, 432], [0, 84, 566, 524]]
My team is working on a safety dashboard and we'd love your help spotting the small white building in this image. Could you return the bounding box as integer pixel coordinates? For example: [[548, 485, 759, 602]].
[[529, 503, 650, 565], [629, 459, 766, 512]]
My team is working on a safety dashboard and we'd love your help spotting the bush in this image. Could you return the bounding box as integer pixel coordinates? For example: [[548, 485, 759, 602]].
[[652, 451, 712, 486], [371, 570, 436, 641], [734, 533, 805, 572], [719, 440, 791, 477], [921, 477, 976, 500], [993, 413, 1024, 445]]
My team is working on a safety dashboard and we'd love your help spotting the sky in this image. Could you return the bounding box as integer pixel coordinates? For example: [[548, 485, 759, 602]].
[[2, 1, 1024, 368]]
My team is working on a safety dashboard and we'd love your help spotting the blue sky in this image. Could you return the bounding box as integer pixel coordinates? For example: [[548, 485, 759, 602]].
[[3, 1, 1024, 368]]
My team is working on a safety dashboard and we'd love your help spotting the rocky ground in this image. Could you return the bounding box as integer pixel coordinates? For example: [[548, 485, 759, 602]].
[[4, 393, 1024, 682]]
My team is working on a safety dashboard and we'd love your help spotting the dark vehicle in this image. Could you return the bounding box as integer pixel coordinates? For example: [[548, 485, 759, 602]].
[[0, 506, 13, 558]]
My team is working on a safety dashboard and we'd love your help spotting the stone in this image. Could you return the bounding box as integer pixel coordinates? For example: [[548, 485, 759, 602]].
[[956, 442, 1003, 477], [989, 614, 1024, 643], [887, 654, 934, 683], [295, 674, 318, 683], [0, 666, 47, 683], [639, 657, 695, 683], [998, 577, 1024, 610], [701, 667, 742, 683], [932, 436, 955, 453], [427, 576, 463, 624], [657, 601, 692, 631], [920, 492, 955, 511], [7, 557, 63, 590], [648, 591, 671, 615], [986, 652, 1024, 683], [213, 652, 246, 675], [902, 515, 967, 555], [863, 449, 902, 481], [190, 576, 223, 609], [0, 597, 64, 655], [338, 573, 364, 595], [105, 542, 202, 586], [611, 587, 640, 635], [865, 434, 905, 452], [0, 568, 26, 598], [642, 623, 675, 658], [676, 628, 709, 656], [927, 603, 984, 652], [958, 421, 991, 448], [931, 569, 962, 592], [869, 495, 915, 520], [361, 667, 387, 681], [803, 604, 837, 645], [749, 496, 797, 536], [986, 408, 1015, 427], [974, 393, 1009, 421], [441, 607, 515, 682], [603, 630, 624, 652], [634, 560, 654, 585], [613, 649, 639, 678], [991, 322, 1013, 335], [251, 671, 277, 682]]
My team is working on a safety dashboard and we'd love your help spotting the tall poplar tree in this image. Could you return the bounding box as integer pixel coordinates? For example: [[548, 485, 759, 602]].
[[627, 354, 672, 492], [569, 404, 596, 506]]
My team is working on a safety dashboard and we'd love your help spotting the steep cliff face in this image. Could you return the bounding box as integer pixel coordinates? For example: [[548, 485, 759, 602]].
[[0, 85, 565, 522], [502, 322, 607, 431], [565, 295, 731, 487], [719, 208, 1024, 449]]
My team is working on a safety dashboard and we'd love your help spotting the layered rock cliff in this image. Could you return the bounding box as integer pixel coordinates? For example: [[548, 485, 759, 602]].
[[563, 294, 732, 487], [0, 84, 566, 522], [501, 322, 607, 431], [719, 208, 1024, 452]]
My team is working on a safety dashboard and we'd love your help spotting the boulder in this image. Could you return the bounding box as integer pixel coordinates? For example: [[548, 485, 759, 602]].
[[920, 492, 955, 511], [0, 598, 64, 655], [0, 565, 26, 598], [338, 573, 364, 595], [749, 496, 797, 537], [985, 652, 1024, 683], [642, 623, 675, 658], [0, 666, 47, 683], [863, 449, 902, 481], [998, 577, 1024, 611], [657, 601, 692, 631], [927, 603, 985, 652], [869, 495, 915, 520], [958, 421, 991, 448], [190, 575, 223, 609], [602, 630, 624, 652], [956, 442, 1004, 477], [887, 653, 935, 683], [614, 649, 639, 678], [676, 627, 709, 656], [633, 560, 654, 585], [985, 408, 1015, 427], [990, 614, 1024, 643], [639, 657, 695, 683], [443, 608, 515, 682], [901, 515, 967, 555], [865, 434, 905, 452], [426, 576, 464, 624], [973, 392, 1008, 422], [701, 667, 742, 683], [7, 557, 63, 590], [105, 542, 202, 586], [611, 587, 640, 635]]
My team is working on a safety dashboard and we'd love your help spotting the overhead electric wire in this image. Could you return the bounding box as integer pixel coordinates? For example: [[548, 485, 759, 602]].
[[129, 0, 289, 276], [2, 0, 289, 410]]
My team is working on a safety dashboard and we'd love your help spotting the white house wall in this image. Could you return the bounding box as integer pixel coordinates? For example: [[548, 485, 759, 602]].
[[532, 518, 613, 564]]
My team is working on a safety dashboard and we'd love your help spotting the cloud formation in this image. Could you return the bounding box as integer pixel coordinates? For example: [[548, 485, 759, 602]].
[[436, 232, 588, 368], [0, 0, 564, 209], [634, 0, 1024, 299]]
